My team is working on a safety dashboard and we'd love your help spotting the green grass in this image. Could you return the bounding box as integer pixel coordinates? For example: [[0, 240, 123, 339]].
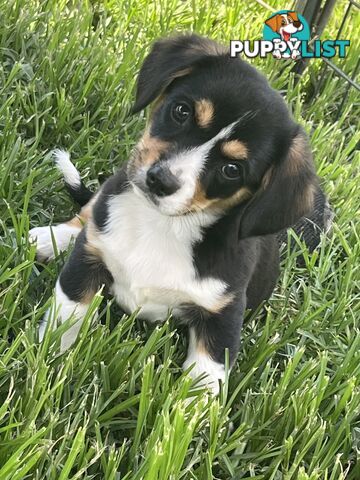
[[0, 0, 359, 478]]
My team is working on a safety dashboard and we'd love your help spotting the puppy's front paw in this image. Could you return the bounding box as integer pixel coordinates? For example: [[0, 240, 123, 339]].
[[272, 50, 282, 59], [291, 49, 301, 59], [29, 224, 80, 262], [183, 355, 225, 396]]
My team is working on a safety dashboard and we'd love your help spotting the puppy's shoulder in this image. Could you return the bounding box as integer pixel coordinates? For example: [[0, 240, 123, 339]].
[[93, 163, 129, 230]]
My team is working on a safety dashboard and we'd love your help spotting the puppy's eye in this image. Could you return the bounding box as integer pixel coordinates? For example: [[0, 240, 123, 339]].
[[221, 163, 242, 180], [171, 102, 192, 124]]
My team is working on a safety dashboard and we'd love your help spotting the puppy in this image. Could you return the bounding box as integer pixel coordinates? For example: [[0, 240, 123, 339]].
[[30, 34, 318, 395], [265, 11, 303, 59]]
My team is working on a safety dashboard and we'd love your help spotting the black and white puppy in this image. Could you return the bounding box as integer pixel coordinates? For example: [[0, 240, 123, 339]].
[[30, 34, 318, 395]]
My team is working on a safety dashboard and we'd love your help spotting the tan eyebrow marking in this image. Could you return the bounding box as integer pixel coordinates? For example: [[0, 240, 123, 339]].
[[135, 130, 171, 167], [195, 99, 214, 128], [221, 140, 248, 160]]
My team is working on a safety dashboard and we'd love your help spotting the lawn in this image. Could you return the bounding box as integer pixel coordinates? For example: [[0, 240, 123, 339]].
[[0, 0, 359, 478]]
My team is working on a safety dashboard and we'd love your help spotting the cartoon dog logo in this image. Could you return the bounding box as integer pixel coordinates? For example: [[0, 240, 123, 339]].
[[265, 11, 304, 59]]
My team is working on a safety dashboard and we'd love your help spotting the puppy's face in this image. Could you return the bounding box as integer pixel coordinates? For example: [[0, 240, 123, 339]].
[[128, 59, 290, 216], [265, 12, 303, 38], [128, 35, 317, 236]]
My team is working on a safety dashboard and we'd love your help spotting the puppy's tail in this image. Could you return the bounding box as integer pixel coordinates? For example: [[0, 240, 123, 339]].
[[53, 149, 93, 206]]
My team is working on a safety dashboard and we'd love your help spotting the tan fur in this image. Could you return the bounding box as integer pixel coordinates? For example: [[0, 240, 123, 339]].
[[150, 94, 165, 116], [265, 12, 301, 33], [84, 220, 103, 260], [66, 216, 83, 229], [150, 68, 192, 108], [221, 140, 248, 160], [134, 130, 170, 168], [265, 14, 281, 32], [288, 11, 300, 23], [195, 338, 207, 354], [261, 167, 273, 190], [215, 188, 252, 210], [191, 183, 252, 212], [195, 99, 214, 128], [80, 288, 97, 305], [298, 182, 316, 214], [208, 292, 235, 314], [79, 221, 104, 302], [260, 133, 310, 186], [287, 134, 308, 175], [170, 67, 192, 81], [65, 195, 97, 229]]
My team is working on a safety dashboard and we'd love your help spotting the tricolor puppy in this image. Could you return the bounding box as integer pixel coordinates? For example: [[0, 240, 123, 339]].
[[30, 34, 318, 395]]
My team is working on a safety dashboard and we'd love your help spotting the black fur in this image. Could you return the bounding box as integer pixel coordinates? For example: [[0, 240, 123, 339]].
[[92, 166, 128, 230], [60, 229, 113, 302], [65, 180, 93, 207], [132, 35, 225, 113], [186, 212, 279, 365]]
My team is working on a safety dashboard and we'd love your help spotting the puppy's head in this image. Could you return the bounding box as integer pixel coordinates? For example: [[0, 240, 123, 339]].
[[128, 34, 317, 237], [265, 12, 303, 36]]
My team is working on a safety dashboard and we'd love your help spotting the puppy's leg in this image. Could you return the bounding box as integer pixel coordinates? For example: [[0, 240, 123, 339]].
[[39, 279, 92, 350], [30, 201, 93, 262], [40, 228, 112, 351], [183, 301, 245, 395]]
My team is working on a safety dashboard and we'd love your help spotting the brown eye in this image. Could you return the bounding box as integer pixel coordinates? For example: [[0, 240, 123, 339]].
[[281, 19, 286, 25], [171, 102, 191, 124], [221, 163, 242, 180]]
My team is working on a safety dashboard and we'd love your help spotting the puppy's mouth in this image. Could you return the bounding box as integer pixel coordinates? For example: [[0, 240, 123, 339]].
[[281, 31, 291, 42]]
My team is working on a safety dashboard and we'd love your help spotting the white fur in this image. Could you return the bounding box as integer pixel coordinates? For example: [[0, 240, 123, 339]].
[[29, 224, 81, 261], [183, 328, 225, 395], [136, 119, 240, 216], [88, 188, 227, 322], [53, 149, 81, 188], [39, 280, 91, 351]]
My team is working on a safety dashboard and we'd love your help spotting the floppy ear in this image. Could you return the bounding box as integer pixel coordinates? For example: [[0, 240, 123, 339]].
[[265, 14, 281, 32], [239, 129, 318, 238], [288, 11, 300, 22], [132, 34, 226, 113], [288, 11, 302, 28]]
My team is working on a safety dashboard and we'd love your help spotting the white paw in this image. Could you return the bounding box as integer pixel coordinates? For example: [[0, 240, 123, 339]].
[[272, 50, 282, 59], [29, 224, 80, 262], [183, 355, 225, 396], [38, 280, 91, 351], [291, 49, 301, 59]]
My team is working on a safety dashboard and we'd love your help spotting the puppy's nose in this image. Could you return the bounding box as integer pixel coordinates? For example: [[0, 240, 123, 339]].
[[146, 164, 180, 197]]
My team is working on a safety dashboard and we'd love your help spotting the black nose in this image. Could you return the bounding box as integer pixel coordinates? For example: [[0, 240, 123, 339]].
[[146, 164, 180, 197]]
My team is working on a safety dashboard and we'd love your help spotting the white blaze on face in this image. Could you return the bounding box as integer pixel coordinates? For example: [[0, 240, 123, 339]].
[[154, 119, 240, 215], [280, 14, 298, 34]]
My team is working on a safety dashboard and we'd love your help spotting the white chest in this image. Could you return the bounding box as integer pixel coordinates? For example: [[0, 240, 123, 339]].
[[92, 190, 227, 321]]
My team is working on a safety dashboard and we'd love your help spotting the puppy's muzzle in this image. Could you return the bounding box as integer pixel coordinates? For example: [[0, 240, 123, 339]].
[[146, 163, 180, 197]]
